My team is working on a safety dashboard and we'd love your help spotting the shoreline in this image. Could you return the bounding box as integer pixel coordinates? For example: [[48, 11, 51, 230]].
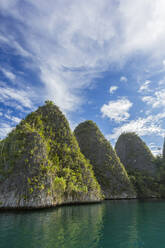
[[0, 197, 164, 212]]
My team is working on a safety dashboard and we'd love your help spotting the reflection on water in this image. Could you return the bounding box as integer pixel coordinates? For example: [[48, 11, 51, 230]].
[[0, 203, 105, 248], [1, 200, 165, 248]]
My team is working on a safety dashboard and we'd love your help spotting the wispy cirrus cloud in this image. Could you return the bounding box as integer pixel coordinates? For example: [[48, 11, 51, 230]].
[[1, 0, 165, 145], [1, 0, 165, 112], [0, 123, 14, 139], [138, 80, 151, 93], [4, 114, 21, 124], [0, 86, 33, 109], [0, 67, 16, 81]]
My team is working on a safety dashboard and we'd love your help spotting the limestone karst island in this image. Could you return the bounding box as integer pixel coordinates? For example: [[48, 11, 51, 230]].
[[2, 1, 165, 247], [0, 101, 165, 209]]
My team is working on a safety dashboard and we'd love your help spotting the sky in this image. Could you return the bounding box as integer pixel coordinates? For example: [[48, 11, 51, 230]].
[[0, 0, 165, 156]]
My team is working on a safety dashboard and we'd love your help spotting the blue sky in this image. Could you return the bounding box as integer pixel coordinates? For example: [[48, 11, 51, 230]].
[[0, 0, 165, 155]]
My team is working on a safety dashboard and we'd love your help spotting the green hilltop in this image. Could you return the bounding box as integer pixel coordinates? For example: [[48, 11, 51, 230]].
[[74, 121, 136, 199], [115, 132, 165, 198], [115, 132, 156, 175], [1, 101, 165, 209], [0, 101, 102, 208]]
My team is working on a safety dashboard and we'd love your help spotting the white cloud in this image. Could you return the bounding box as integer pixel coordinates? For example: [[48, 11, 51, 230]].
[[108, 112, 165, 141], [142, 89, 165, 108], [120, 76, 128, 82], [138, 80, 151, 93], [4, 114, 21, 123], [0, 34, 9, 43], [0, 32, 31, 58], [109, 86, 118, 94], [0, 67, 16, 81], [158, 77, 165, 85], [0, 87, 33, 109], [0, 123, 14, 139], [101, 98, 132, 123], [1, 0, 165, 112], [142, 96, 155, 105], [148, 143, 162, 156]]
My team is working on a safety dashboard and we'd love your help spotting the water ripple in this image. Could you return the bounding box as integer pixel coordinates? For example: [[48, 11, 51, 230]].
[[0, 200, 165, 248]]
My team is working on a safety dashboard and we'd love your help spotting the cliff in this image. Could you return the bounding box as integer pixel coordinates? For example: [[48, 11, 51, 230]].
[[115, 132, 156, 174], [74, 121, 136, 199], [115, 132, 158, 198], [0, 101, 102, 209]]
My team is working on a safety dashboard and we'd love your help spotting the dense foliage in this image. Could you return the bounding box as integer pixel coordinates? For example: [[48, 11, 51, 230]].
[[0, 101, 102, 208], [153, 155, 165, 197], [2, 102, 165, 207], [116, 132, 165, 198], [74, 121, 136, 198]]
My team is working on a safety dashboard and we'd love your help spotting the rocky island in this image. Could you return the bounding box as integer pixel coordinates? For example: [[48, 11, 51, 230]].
[[115, 132, 165, 198], [74, 121, 136, 199], [0, 102, 165, 209], [0, 101, 102, 208]]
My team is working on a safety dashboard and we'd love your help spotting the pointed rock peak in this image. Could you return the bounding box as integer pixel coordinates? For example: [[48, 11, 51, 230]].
[[115, 132, 155, 174], [74, 122, 136, 199], [0, 103, 102, 209]]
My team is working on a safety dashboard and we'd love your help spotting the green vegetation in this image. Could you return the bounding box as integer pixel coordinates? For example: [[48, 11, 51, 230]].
[[128, 159, 165, 198], [115, 132, 155, 173], [0, 102, 102, 208], [2, 103, 165, 207], [127, 169, 159, 198], [115, 132, 165, 198], [74, 121, 136, 199], [153, 155, 165, 197]]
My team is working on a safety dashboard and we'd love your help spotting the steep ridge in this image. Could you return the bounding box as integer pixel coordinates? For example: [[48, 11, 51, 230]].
[[74, 121, 136, 199], [0, 101, 102, 208], [115, 132, 158, 198], [115, 132, 156, 174]]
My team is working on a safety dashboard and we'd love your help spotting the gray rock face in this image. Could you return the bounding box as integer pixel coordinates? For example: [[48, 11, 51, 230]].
[[74, 121, 136, 199], [115, 132, 156, 175], [0, 186, 101, 209], [0, 102, 102, 209]]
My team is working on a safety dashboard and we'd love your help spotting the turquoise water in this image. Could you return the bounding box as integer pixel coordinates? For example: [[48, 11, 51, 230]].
[[0, 200, 165, 248]]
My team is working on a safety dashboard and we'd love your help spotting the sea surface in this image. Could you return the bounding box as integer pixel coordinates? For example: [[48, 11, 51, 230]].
[[0, 200, 165, 248]]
